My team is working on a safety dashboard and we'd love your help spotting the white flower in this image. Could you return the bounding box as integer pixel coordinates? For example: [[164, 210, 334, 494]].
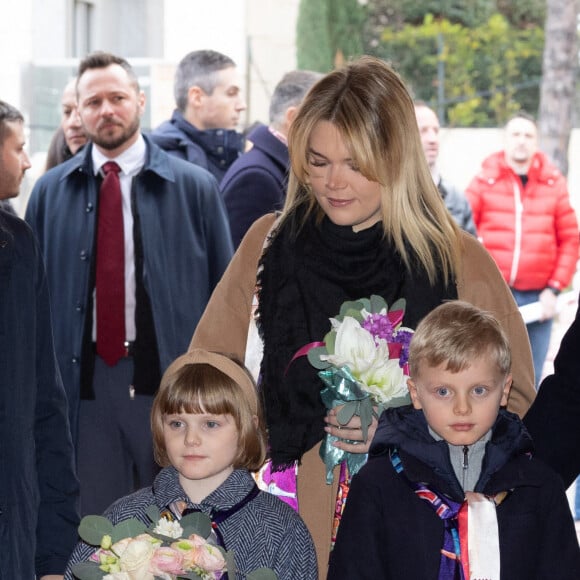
[[322, 316, 409, 404], [118, 539, 156, 579], [360, 358, 409, 404], [153, 516, 184, 539], [322, 316, 390, 376]]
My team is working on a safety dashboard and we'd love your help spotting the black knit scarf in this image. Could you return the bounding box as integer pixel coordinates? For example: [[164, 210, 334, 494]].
[[257, 210, 457, 469]]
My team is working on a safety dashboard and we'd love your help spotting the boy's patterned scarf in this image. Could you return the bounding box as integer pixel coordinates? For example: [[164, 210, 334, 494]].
[[391, 449, 506, 580]]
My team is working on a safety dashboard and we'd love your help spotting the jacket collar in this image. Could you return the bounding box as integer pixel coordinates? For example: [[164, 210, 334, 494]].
[[58, 133, 176, 183], [480, 150, 560, 184], [372, 405, 537, 499], [152, 466, 256, 512], [171, 109, 244, 165], [246, 123, 289, 170]]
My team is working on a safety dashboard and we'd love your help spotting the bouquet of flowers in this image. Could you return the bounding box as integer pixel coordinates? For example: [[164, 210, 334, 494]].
[[307, 295, 414, 482], [71, 506, 276, 580]]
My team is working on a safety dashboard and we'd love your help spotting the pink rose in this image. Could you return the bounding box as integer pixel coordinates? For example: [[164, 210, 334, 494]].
[[186, 533, 208, 547], [149, 546, 185, 575], [170, 535, 226, 574], [192, 543, 227, 573], [170, 537, 199, 569]]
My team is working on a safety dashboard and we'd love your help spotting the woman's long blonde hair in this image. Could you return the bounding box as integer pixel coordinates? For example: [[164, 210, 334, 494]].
[[281, 55, 462, 284]]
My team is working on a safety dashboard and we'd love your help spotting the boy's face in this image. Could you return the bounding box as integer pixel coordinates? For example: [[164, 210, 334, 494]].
[[407, 355, 511, 447]]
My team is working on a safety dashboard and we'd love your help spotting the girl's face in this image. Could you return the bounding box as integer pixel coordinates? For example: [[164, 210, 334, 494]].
[[163, 411, 239, 501], [306, 120, 382, 231]]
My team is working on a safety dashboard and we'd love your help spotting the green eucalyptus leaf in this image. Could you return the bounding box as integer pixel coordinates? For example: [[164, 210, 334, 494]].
[[324, 331, 336, 356], [247, 567, 279, 580], [180, 511, 212, 538], [370, 294, 388, 312], [225, 549, 237, 577], [338, 300, 354, 316], [358, 297, 372, 312], [307, 346, 330, 369], [70, 562, 105, 580], [111, 518, 147, 543], [359, 399, 374, 442], [77, 515, 113, 546], [390, 298, 406, 312], [339, 299, 364, 317], [374, 403, 385, 419], [337, 401, 357, 425], [345, 309, 364, 323], [145, 504, 161, 524]]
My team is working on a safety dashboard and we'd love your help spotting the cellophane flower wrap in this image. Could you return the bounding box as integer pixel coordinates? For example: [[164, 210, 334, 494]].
[[71, 505, 277, 580], [307, 295, 414, 483]]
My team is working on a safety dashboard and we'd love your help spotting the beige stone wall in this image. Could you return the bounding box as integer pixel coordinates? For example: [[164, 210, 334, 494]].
[[244, 0, 300, 127], [158, 0, 301, 130]]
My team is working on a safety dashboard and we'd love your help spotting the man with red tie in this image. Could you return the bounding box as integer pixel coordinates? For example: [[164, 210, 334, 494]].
[[26, 52, 233, 516]]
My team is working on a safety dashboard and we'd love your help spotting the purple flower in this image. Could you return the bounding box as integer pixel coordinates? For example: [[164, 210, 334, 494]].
[[362, 313, 394, 341], [393, 329, 414, 366]]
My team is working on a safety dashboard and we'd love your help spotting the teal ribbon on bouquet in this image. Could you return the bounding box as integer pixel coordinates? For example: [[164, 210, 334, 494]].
[[318, 365, 377, 484]]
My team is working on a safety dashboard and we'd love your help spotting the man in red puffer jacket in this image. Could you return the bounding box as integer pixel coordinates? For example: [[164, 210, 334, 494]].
[[466, 111, 579, 388]]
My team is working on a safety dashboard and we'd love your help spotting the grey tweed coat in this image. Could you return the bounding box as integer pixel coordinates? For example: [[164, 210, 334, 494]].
[[65, 467, 317, 579]]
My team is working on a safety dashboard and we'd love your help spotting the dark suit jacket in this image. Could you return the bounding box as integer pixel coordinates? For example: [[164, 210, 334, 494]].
[[524, 293, 580, 487], [221, 124, 289, 248], [25, 136, 233, 437], [0, 211, 79, 576]]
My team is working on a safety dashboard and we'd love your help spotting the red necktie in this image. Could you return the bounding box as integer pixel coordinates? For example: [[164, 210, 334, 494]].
[[96, 161, 126, 366]]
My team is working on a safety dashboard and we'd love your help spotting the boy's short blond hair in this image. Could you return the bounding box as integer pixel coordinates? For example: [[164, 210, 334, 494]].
[[408, 301, 511, 378]]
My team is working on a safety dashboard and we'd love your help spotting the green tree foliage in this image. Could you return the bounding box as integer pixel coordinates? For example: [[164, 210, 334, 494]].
[[296, 0, 366, 73], [376, 14, 544, 126], [397, 0, 496, 27], [295, 0, 546, 126], [297, 0, 334, 72], [364, 0, 544, 35], [495, 0, 546, 27], [329, 0, 366, 64]]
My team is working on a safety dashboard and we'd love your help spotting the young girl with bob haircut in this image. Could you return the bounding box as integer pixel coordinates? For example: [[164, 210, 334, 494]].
[[65, 349, 317, 580], [189, 56, 536, 576]]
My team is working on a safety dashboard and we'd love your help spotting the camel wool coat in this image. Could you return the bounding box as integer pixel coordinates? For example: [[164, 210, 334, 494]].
[[190, 213, 535, 578]]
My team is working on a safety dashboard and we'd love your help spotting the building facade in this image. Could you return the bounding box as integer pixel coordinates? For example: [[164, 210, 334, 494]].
[[2, 1, 579, 216], [1, 0, 300, 211]]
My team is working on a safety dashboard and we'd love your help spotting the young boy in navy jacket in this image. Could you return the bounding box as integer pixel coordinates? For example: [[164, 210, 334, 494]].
[[329, 301, 580, 580]]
